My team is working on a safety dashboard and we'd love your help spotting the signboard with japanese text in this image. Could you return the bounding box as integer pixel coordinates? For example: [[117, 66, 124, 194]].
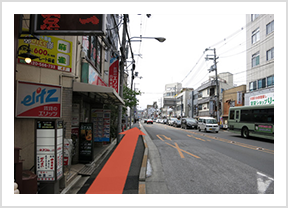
[[18, 34, 72, 72], [91, 109, 110, 142], [109, 57, 119, 93], [79, 123, 94, 163], [16, 81, 61, 118], [32, 14, 106, 35], [249, 93, 274, 106], [36, 120, 63, 182]]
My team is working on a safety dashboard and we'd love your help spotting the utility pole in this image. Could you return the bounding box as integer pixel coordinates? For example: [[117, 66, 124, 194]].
[[205, 48, 220, 123], [117, 14, 127, 144]]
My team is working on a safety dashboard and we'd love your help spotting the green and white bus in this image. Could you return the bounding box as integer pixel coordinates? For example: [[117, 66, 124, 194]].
[[228, 104, 274, 140]]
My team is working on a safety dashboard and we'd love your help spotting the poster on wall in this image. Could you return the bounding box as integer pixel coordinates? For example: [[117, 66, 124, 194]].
[[79, 123, 94, 163], [89, 65, 107, 86], [16, 81, 61, 118], [91, 109, 111, 142], [18, 33, 73, 72]]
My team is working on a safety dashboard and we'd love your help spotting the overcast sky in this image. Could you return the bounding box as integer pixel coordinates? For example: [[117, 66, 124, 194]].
[[127, 13, 247, 109]]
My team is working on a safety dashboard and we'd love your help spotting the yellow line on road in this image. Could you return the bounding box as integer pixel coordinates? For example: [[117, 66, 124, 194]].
[[156, 135, 164, 141], [163, 135, 172, 141], [174, 142, 185, 158], [165, 142, 200, 159], [187, 134, 206, 142]]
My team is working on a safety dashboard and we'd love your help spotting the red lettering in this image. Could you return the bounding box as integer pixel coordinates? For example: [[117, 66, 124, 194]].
[[41, 14, 61, 30], [79, 15, 99, 25]]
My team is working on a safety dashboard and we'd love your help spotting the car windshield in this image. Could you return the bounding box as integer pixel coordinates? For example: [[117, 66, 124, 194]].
[[206, 119, 217, 124], [187, 119, 196, 122]]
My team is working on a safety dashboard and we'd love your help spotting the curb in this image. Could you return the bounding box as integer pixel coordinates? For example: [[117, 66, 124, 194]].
[[138, 122, 148, 194]]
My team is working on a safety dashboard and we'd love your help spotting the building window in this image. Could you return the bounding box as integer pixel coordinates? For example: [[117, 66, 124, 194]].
[[198, 104, 202, 110], [266, 47, 274, 61], [258, 78, 266, 89], [249, 81, 256, 91], [266, 20, 274, 35], [252, 52, 260, 67], [252, 28, 260, 44], [251, 14, 260, 21], [198, 91, 202, 98], [267, 75, 274, 87]]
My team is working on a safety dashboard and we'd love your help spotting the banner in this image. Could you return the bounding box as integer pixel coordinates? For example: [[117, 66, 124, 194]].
[[16, 81, 61, 118], [109, 58, 119, 93], [249, 93, 274, 106]]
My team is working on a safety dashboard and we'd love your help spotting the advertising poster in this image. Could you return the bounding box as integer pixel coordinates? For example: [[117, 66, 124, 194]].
[[88, 65, 107, 86], [79, 123, 94, 163], [91, 109, 110, 142], [16, 81, 61, 118], [109, 57, 119, 93], [18, 33, 73, 72]]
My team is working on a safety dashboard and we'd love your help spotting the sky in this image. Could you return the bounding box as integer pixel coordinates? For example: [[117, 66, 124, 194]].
[[127, 13, 247, 110]]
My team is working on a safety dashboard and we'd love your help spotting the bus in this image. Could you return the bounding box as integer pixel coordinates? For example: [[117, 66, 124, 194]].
[[228, 104, 274, 140]]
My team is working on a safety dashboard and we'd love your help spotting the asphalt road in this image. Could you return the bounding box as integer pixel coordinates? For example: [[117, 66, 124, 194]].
[[143, 122, 274, 194]]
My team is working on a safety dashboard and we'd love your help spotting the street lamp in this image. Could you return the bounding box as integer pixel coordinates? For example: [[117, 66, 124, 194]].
[[130, 36, 166, 43]]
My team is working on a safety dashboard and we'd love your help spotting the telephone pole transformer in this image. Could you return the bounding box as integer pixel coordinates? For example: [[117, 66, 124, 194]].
[[205, 48, 220, 123]]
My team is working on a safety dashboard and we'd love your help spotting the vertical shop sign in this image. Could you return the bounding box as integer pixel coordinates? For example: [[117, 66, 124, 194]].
[[16, 81, 61, 118], [18, 34, 73, 72], [237, 91, 243, 105], [36, 120, 63, 181], [79, 123, 94, 163], [91, 109, 111, 142], [109, 57, 119, 93]]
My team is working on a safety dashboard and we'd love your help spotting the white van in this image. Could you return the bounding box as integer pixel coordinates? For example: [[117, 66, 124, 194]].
[[198, 117, 219, 133]]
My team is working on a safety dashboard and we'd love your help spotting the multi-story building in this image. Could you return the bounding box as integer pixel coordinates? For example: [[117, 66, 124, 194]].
[[196, 72, 234, 119], [245, 14, 274, 106], [175, 88, 193, 118], [162, 82, 182, 117], [14, 14, 125, 193]]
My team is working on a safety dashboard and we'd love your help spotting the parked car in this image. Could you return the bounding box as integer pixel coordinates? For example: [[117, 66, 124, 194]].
[[173, 119, 181, 127], [181, 118, 198, 129], [144, 119, 147, 123], [168, 118, 178, 126], [198, 117, 219, 133], [162, 119, 167, 124], [147, 119, 153, 124]]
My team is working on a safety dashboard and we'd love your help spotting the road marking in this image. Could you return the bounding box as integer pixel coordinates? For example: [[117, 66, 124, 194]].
[[174, 142, 185, 158], [257, 172, 274, 194], [165, 142, 200, 159], [187, 134, 206, 142], [162, 135, 172, 141], [156, 135, 164, 141]]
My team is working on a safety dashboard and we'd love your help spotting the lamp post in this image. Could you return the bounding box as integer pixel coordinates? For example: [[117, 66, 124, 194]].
[[130, 36, 166, 43]]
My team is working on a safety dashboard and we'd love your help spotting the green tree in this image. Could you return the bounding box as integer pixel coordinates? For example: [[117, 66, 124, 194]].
[[122, 85, 141, 115]]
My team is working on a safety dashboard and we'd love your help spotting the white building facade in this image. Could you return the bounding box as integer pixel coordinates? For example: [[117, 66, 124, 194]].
[[245, 14, 274, 106]]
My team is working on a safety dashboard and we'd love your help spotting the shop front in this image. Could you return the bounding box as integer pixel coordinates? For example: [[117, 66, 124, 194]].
[[71, 81, 124, 164]]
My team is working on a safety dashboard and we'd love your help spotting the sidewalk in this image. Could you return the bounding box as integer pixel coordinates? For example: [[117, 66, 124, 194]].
[[60, 122, 146, 194]]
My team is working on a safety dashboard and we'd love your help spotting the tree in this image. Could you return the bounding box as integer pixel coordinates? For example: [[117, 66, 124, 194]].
[[122, 85, 141, 115]]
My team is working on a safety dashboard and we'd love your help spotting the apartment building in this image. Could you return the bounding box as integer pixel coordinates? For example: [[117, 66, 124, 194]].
[[245, 14, 274, 106], [162, 82, 182, 117]]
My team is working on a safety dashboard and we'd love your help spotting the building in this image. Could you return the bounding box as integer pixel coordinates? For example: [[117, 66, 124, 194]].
[[14, 14, 125, 193], [222, 85, 246, 128], [196, 72, 234, 119], [175, 88, 193, 118], [245, 14, 274, 106], [162, 82, 182, 117]]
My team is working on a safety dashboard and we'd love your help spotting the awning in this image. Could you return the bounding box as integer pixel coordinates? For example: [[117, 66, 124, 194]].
[[73, 82, 124, 105]]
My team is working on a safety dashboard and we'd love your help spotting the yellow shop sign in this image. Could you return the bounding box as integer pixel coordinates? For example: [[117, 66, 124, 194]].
[[18, 35, 73, 72]]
